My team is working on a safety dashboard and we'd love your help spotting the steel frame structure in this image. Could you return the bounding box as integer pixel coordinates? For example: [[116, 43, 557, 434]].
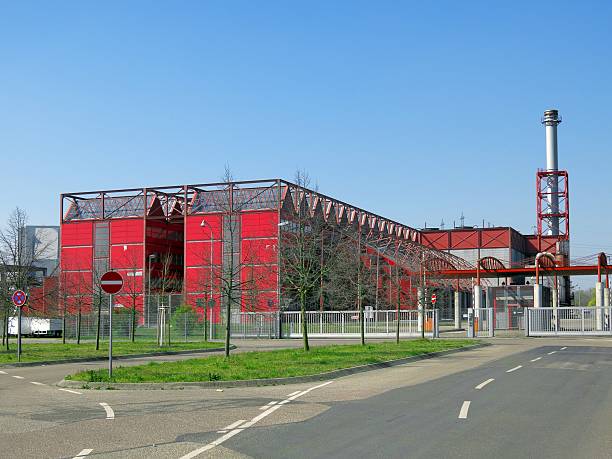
[[59, 178, 477, 317], [536, 169, 570, 254]]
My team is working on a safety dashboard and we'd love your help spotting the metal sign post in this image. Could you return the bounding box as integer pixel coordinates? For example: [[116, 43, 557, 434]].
[[100, 272, 123, 379], [11, 290, 27, 363]]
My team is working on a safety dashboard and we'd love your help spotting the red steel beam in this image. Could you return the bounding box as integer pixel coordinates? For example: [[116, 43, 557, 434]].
[[433, 265, 606, 279]]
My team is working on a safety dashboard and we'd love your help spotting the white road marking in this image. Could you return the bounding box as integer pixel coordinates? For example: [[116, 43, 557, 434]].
[[548, 351, 557, 355], [99, 402, 114, 419], [217, 419, 245, 433], [458, 401, 471, 419], [561, 347, 567, 350], [30, 381, 46, 386], [260, 401, 278, 410], [530, 357, 542, 362], [72, 449, 93, 458], [506, 365, 522, 373], [287, 390, 300, 397], [475, 378, 495, 390], [11, 375, 24, 379], [179, 380, 334, 459], [58, 388, 82, 395], [0, 370, 7, 374]]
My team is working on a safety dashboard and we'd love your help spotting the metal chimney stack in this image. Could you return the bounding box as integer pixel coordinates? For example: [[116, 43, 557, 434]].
[[541, 109, 561, 235]]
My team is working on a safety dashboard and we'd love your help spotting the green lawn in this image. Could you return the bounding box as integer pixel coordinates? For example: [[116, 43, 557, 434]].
[[67, 339, 473, 383], [0, 340, 222, 364]]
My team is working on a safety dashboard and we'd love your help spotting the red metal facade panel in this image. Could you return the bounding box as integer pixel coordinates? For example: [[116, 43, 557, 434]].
[[450, 230, 480, 249], [110, 219, 144, 244], [240, 210, 278, 311], [185, 241, 223, 267], [61, 221, 93, 246], [241, 265, 278, 291], [185, 214, 222, 241], [113, 295, 144, 312], [241, 239, 277, 264], [241, 211, 278, 238], [480, 229, 509, 248], [110, 244, 144, 270], [61, 247, 93, 271], [421, 231, 450, 250]]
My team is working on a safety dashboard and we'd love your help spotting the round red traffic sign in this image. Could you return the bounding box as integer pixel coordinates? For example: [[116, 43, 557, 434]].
[[100, 271, 123, 294], [12, 290, 27, 307], [431, 293, 437, 305]]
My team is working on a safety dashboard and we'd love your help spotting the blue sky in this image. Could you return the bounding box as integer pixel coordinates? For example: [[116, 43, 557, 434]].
[[2, 1, 611, 268]]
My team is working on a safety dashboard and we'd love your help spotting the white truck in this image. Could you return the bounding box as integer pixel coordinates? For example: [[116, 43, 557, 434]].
[[8, 317, 62, 337]]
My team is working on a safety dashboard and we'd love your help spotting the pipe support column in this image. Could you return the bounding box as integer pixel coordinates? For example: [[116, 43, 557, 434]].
[[454, 291, 461, 330], [595, 282, 604, 330]]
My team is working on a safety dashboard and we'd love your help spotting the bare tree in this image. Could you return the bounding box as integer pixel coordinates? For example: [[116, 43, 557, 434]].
[[0, 208, 52, 350], [325, 232, 377, 345], [116, 248, 145, 342], [280, 171, 337, 351]]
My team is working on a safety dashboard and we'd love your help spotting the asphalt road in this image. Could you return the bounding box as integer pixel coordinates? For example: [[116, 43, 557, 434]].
[[0, 337, 611, 458]]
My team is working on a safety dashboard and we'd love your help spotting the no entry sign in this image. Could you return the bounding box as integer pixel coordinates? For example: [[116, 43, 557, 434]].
[[100, 271, 123, 294], [431, 293, 437, 305], [12, 290, 27, 307]]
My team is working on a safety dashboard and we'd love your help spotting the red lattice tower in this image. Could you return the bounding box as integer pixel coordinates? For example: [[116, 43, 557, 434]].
[[536, 169, 570, 253]]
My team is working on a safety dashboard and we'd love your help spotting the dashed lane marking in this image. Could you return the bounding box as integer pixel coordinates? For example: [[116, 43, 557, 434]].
[[100, 402, 115, 419], [11, 375, 24, 379], [58, 388, 82, 395], [560, 347, 567, 350], [548, 351, 557, 355], [506, 365, 522, 373], [30, 381, 46, 386], [530, 357, 542, 362], [475, 378, 495, 390], [0, 370, 7, 374], [287, 390, 300, 397], [458, 401, 471, 419], [72, 449, 93, 458]]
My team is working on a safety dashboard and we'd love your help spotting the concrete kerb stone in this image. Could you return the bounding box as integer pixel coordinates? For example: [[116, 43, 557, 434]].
[[0, 345, 232, 368], [58, 343, 490, 391]]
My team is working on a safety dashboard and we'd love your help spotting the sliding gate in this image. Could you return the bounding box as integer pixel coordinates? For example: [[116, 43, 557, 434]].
[[526, 307, 612, 336]]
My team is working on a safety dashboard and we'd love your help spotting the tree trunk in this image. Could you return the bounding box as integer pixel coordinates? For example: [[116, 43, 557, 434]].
[[131, 305, 136, 343], [224, 292, 231, 358], [359, 299, 365, 346], [76, 309, 81, 345], [95, 297, 101, 350], [62, 303, 67, 345], [3, 306, 9, 350], [300, 291, 309, 351]]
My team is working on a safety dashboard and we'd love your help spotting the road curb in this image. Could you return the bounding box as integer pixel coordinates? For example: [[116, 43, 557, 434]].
[[59, 342, 490, 390], [0, 345, 231, 368]]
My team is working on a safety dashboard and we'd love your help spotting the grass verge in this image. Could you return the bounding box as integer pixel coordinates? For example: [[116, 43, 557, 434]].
[[67, 339, 473, 383], [0, 340, 222, 364]]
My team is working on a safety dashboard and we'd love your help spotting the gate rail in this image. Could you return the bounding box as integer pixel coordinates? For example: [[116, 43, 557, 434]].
[[526, 307, 612, 336]]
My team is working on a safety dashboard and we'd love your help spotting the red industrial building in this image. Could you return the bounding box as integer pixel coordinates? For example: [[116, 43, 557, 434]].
[[53, 110, 596, 330], [58, 180, 472, 323]]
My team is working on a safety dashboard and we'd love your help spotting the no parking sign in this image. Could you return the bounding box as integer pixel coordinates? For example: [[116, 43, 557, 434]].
[[12, 290, 27, 307]]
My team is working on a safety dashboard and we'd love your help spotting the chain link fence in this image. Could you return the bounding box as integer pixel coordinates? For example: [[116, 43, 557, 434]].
[[2, 310, 210, 344]]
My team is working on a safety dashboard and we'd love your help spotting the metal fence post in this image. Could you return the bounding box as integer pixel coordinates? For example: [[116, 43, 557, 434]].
[[433, 309, 439, 338], [489, 308, 494, 338], [525, 308, 530, 337], [277, 311, 282, 339]]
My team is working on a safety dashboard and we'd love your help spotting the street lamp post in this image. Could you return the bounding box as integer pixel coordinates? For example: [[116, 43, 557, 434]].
[[147, 253, 157, 328], [201, 221, 215, 331]]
